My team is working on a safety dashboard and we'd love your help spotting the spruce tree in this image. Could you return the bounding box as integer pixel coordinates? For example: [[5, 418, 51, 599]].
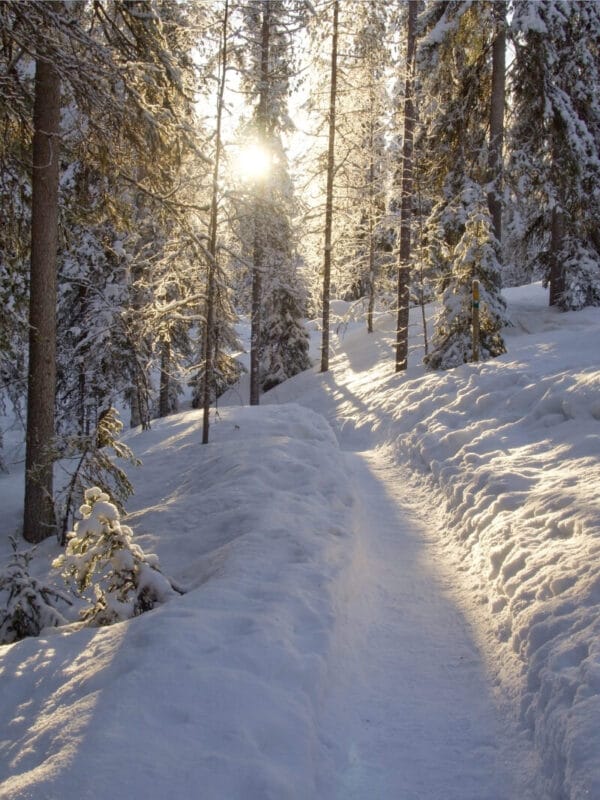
[[238, 0, 312, 397], [509, 0, 600, 309], [417, 0, 507, 370], [0, 1, 205, 542]]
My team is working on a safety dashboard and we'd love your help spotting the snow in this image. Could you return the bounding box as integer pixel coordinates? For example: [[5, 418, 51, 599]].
[[1, 282, 599, 799]]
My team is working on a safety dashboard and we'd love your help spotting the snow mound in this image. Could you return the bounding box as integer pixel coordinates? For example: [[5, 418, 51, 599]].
[[0, 403, 354, 800], [277, 283, 600, 800]]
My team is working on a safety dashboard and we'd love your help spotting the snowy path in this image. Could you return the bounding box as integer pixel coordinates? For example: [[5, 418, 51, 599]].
[[315, 447, 539, 800]]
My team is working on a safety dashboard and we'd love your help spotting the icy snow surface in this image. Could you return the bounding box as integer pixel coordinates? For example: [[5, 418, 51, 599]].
[[1, 282, 599, 799]]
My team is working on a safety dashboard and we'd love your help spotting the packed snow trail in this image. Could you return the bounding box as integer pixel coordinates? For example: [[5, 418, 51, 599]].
[[314, 447, 540, 800]]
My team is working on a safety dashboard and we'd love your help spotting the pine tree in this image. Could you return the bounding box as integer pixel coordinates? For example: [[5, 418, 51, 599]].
[[509, 0, 600, 309], [320, 0, 339, 372], [0, 1, 205, 540], [23, 47, 61, 543], [417, 0, 507, 370], [54, 487, 176, 627], [340, 0, 391, 335], [1, 538, 70, 644], [237, 0, 312, 396], [425, 180, 506, 369]]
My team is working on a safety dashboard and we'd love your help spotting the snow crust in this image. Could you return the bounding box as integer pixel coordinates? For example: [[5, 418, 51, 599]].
[[0, 282, 599, 799]]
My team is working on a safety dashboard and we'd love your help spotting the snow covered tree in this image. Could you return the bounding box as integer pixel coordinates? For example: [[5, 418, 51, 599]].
[[313, 0, 339, 372], [55, 406, 139, 544], [301, 1, 396, 346], [424, 181, 506, 369], [201, 0, 231, 443], [260, 259, 311, 392], [237, 0, 312, 397], [55, 487, 176, 627], [339, 0, 391, 334], [0, 1, 205, 539], [417, 0, 507, 369], [0, 33, 31, 469], [508, 0, 600, 309], [0, 538, 70, 644]]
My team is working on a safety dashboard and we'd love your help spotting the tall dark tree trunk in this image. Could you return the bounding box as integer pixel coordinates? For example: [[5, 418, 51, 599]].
[[23, 56, 61, 543], [395, 0, 417, 373], [320, 0, 339, 373], [250, 0, 270, 404], [203, 0, 229, 441], [549, 206, 565, 306], [488, 1, 506, 245]]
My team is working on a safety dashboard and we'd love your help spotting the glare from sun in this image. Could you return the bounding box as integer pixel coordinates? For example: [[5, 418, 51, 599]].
[[236, 143, 272, 182]]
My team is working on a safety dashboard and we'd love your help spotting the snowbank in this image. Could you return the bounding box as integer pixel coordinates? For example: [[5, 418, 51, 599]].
[[0, 404, 354, 800], [272, 283, 600, 800], [1, 282, 599, 800]]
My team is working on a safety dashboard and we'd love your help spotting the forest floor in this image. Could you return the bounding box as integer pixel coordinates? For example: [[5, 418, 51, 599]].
[[257, 310, 542, 799], [312, 448, 540, 799]]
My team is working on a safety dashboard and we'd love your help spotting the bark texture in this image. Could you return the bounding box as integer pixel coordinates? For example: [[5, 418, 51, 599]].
[[395, 0, 417, 373], [320, 0, 339, 373], [24, 56, 61, 542]]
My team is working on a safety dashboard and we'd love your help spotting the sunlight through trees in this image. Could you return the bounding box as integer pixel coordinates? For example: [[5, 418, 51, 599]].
[[0, 0, 598, 537]]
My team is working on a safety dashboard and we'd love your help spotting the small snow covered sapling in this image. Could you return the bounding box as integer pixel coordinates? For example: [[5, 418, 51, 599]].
[[0, 538, 71, 645], [56, 406, 140, 544], [54, 487, 177, 627]]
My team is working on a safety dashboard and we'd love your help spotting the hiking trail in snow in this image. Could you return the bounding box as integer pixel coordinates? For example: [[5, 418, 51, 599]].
[[313, 445, 541, 800]]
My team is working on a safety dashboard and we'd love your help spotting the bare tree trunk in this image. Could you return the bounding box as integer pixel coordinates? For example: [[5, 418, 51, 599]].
[[203, 0, 229, 441], [395, 0, 417, 373], [549, 206, 565, 306], [367, 220, 375, 334], [250, 0, 270, 404], [159, 339, 171, 418], [488, 1, 506, 245], [367, 104, 375, 335], [23, 56, 61, 543], [320, 0, 339, 373], [250, 221, 263, 405]]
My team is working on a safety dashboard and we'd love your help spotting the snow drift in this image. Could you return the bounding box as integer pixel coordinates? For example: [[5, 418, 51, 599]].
[[0, 282, 599, 800], [264, 283, 600, 800]]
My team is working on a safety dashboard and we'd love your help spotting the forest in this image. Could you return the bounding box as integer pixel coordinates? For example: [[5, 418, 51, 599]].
[[1, 0, 597, 545], [1, 3, 600, 798]]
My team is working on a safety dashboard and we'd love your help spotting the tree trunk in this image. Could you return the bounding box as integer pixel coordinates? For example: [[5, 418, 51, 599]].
[[395, 0, 417, 373], [367, 104, 375, 335], [488, 1, 506, 245], [549, 206, 565, 306], [23, 56, 61, 543], [203, 0, 229, 441], [159, 339, 171, 417], [250, 0, 270, 404], [320, 0, 339, 373]]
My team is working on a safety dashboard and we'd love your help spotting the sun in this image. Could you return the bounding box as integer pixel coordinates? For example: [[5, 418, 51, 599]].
[[236, 143, 272, 182]]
